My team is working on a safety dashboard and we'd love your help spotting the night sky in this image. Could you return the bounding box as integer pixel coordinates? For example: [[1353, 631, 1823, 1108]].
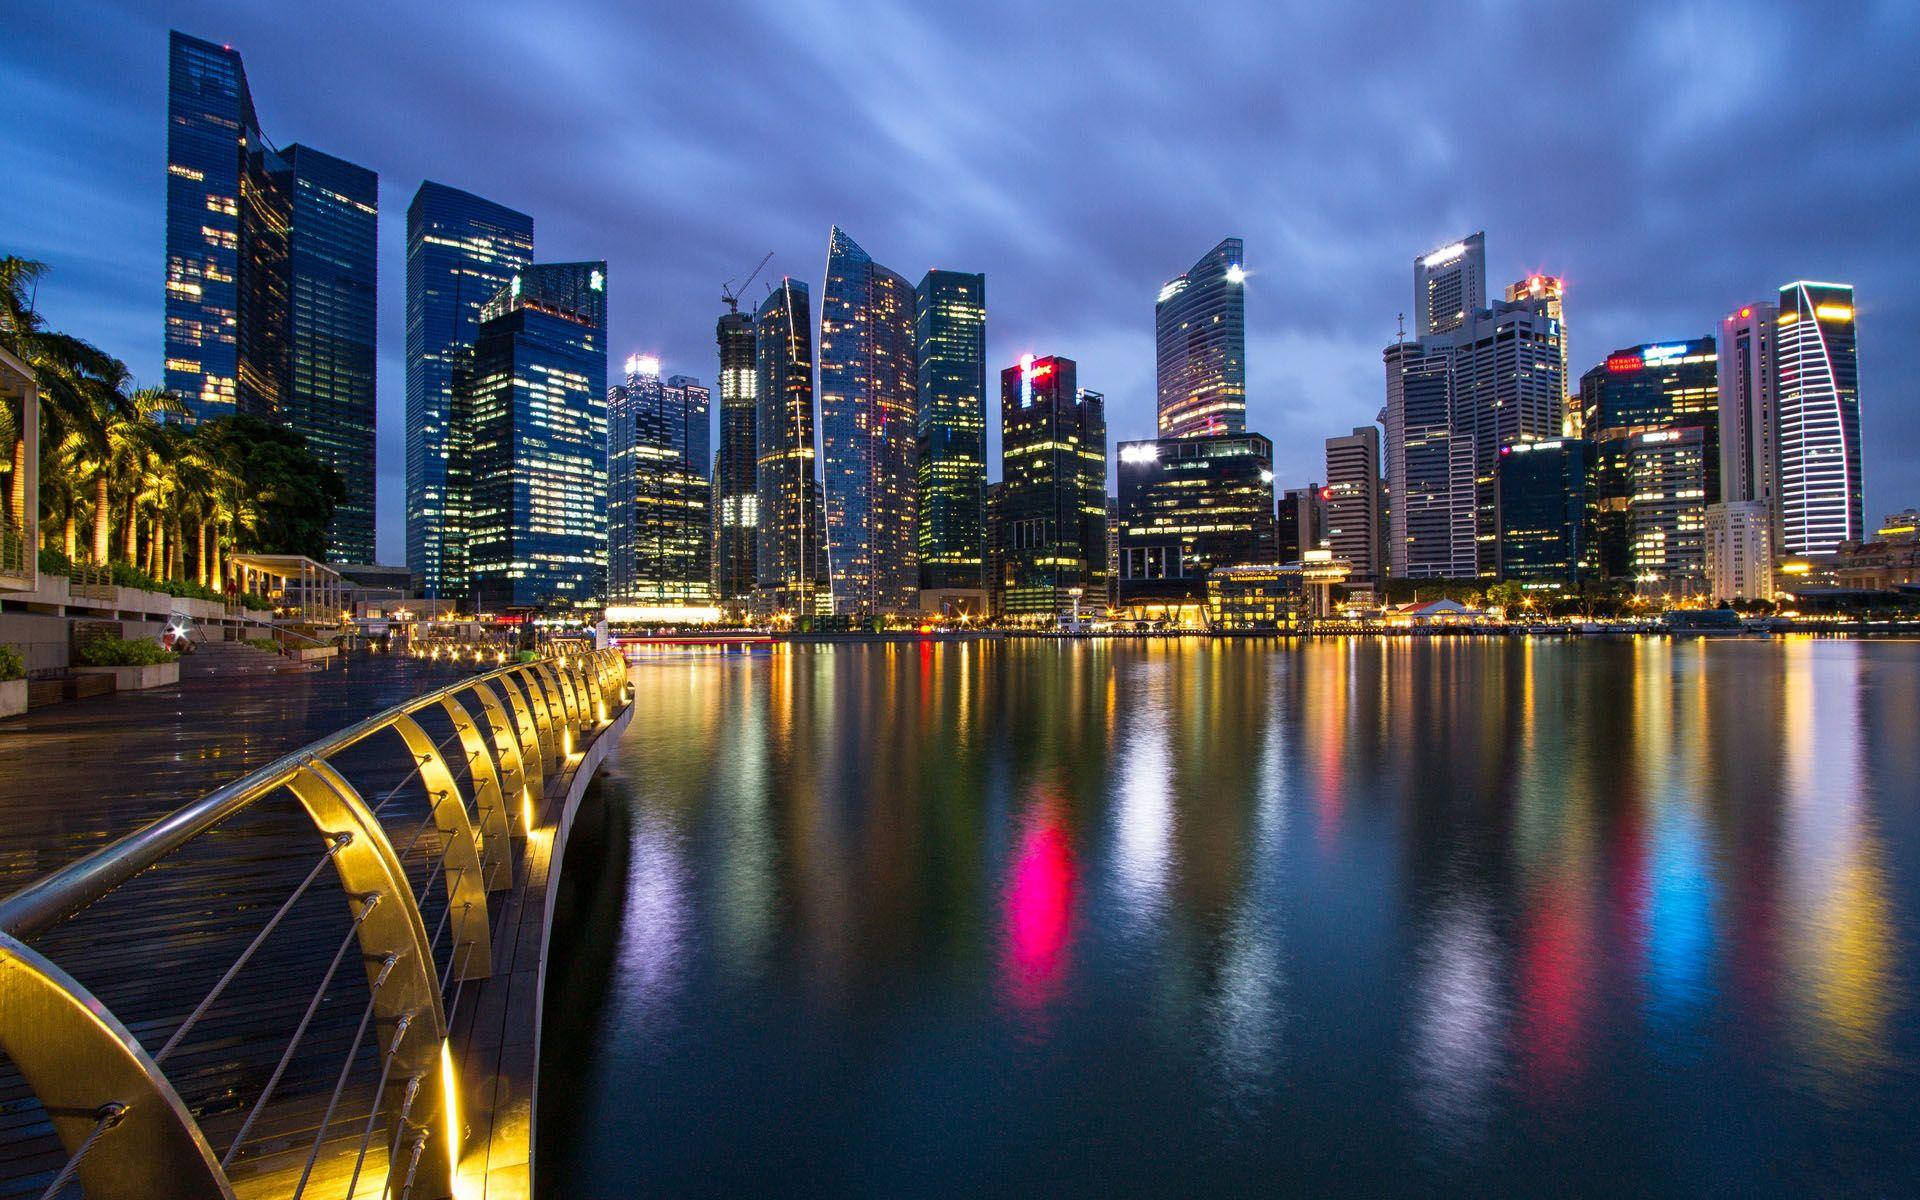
[[6, 1, 1917, 564]]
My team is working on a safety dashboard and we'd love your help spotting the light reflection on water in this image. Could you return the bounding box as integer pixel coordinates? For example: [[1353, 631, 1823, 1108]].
[[543, 638, 1919, 1199]]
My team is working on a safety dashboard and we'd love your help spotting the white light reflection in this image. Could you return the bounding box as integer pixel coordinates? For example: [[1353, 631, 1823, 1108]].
[[1111, 679, 1174, 928], [1409, 896, 1504, 1146]]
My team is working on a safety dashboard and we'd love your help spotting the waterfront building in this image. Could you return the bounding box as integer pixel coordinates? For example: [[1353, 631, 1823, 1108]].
[[1775, 281, 1863, 555], [1324, 426, 1385, 591], [607, 358, 712, 611], [1155, 238, 1247, 438], [998, 357, 1107, 620], [1115, 433, 1276, 620], [1105, 495, 1120, 609], [1627, 426, 1711, 597], [754, 279, 829, 616], [1496, 437, 1589, 584], [985, 480, 1005, 616], [1207, 553, 1351, 630], [1506, 274, 1573, 434], [1381, 339, 1474, 578], [458, 262, 608, 610], [1706, 500, 1774, 602], [405, 182, 533, 598], [1413, 232, 1485, 337], [713, 306, 757, 607], [1717, 302, 1779, 515], [164, 32, 378, 561], [1277, 484, 1326, 563], [1580, 338, 1717, 581], [915, 270, 988, 600], [818, 228, 919, 616], [1825, 510, 1920, 591]]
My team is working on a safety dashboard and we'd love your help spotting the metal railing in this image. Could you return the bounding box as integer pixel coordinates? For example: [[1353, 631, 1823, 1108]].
[[0, 647, 630, 1200]]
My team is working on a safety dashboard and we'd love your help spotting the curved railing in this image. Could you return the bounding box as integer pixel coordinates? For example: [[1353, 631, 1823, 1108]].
[[0, 647, 629, 1200]]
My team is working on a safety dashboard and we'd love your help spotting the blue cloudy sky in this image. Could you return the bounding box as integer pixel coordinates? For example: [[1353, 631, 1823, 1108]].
[[5, 0, 1917, 563]]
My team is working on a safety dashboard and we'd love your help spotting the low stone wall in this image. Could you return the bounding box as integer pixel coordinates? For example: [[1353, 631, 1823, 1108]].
[[72, 662, 181, 691]]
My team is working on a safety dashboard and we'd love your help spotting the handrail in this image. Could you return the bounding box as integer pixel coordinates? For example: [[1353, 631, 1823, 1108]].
[[0, 646, 630, 1200]]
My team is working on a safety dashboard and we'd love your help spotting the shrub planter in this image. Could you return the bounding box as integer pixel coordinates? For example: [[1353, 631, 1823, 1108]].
[[292, 646, 339, 662], [73, 662, 181, 691], [0, 678, 25, 720]]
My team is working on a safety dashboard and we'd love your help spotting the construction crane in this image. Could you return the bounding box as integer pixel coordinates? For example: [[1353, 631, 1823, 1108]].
[[721, 252, 774, 314]]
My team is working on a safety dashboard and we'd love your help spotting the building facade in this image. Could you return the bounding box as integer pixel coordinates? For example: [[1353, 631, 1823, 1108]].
[[1580, 338, 1718, 582], [405, 182, 533, 598], [1506, 274, 1572, 434], [1775, 281, 1863, 555], [1382, 339, 1473, 578], [754, 279, 829, 615], [1115, 433, 1276, 614], [1496, 437, 1589, 583], [607, 359, 711, 608], [1717, 302, 1779, 515], [458, 263, 607, 610], [1627, 426, 1711, 596], [1155, 238, 1247, 438], [818, 228, 919, 616], [915, 269, 988, 593], [1706, 500, 1774, 602], [998, 357, 1107, 620], [1324, 426, 1385, 590], [1277, 484, 1326, 563], [713, 307, 757, 606], [1413, 232, 1485, 337]]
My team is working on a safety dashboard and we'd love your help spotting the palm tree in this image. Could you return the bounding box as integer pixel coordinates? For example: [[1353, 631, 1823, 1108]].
[[95, 386, 182, 564]]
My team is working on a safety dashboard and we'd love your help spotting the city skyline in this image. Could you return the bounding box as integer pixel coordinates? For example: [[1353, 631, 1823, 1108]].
[[5, 5, 1918, 564]]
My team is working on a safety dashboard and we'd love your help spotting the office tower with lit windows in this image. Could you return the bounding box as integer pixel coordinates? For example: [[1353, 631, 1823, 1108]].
[[915, 269, 988, 596], [1496, 438, 1589, 583], [754, 279, 829, 615], [1413, 233, 1485, 337], [164, 32, 378, 561], [1579, 338, 1717, 582], [713, 307, 758, 605], [1115, 434, 1276, 615], [999, 357, 1107, 619], [1381, 340, 1473, 578], [1324, 426, 1385, 589], [1706, 500, 1773, 602], [607, 359, 711, 608], [405, 182, 533, 597], [819, 228, 919, 616], [1626, 426, 1711, 594], [458, 262, 608, 610], [1276, 485, 1326, 563], [1717, 302, 1780, 516], [1506, 273, 1572, 434], [1775, 281, 1863, 555], [1155, 238, 1246, 438]]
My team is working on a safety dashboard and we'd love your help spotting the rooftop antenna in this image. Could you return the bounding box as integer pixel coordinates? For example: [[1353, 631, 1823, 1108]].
[[1396, 312, 1406, 344], [721, 251, 774, 314]]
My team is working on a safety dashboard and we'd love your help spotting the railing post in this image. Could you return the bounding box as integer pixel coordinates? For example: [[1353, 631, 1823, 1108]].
[[468, 680, 537, 836], [384, 715, 494, 981], [439, 694, 512, 891]]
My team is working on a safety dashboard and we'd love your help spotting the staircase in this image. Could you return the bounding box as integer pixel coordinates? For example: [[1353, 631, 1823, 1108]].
[[181, 638, 311, 679]]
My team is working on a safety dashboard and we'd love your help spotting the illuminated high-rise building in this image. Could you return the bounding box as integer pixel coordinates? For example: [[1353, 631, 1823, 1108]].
[[819, 228, 919, 616], [1324, 426, 1385, 589], [1155, 238, 1247, 438], [405, 182, 533, 597], [608, 358, 711, 608], [1381, 340, 1473, 578], [754, 279, 828, 615], [1717, 301, 1780, 515], [458, 262, 607, 610], [1506, 273, 1572, 434], [1496, 438, 1590, 584], [713, 307, 758, 606], [1579, 338, 1717, 583], [915, 269, 988, 596], [1277, 485, 1327, 563], [1775, 281, 1863, 555], [164, 32, 378, 561], [1115, 433, 1275, 616], [999, 357, 1107, 619], [1413, 232, 1485, 337]]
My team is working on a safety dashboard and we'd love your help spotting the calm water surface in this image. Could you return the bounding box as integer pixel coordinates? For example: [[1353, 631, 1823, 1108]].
[[540, 638, 1920, 1198]]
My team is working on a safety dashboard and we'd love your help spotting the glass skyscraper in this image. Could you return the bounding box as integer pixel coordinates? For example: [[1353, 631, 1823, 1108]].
[[164, 32, 377, 561], [1115, 433, 1275, 613], [1579, 338, 1717, 582], [999, 356, 1107, 620], [713, 308, 758, 606], [405, 182, 533, 597], [915, 270, 988, 593], [1775, 281, 1863, 555], [819, 228, 919, 616], [1155, 238, 1246, 438], [607, 359, 711, 607], [1496, 438, 1590, 583], [754, 279, 828, 615], [458, 262, 607, 610]]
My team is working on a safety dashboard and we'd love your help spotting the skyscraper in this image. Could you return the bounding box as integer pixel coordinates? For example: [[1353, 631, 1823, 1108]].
[[1324, 427, 1385, 590], [405, 182, 533, 597], [1717, 302, 1780, 514], [1155, 238, 1247, 438], [1580, 338, 1717, 582], [1496, 438, 1589, 584], [458, 262, 607, 610], [1413, 233, 1486, 337], [1506, 274, 1571, 434], [1381, 340, 1473, 578], [1706, 500, 1773, 602], [915, 270, 988, 596], [713, 307, 757, 608], [1628, 427, 1711, 594], [754, 279, 828, 615], [163, 32, 378, 561], [607, 358, 711, 609], [818, 228, 919, 616], [999, 356, 1107, 620], [1277, 485, 1327, 562], [1115, 433, 1275, 618], [1775, 281, 1863, 555]]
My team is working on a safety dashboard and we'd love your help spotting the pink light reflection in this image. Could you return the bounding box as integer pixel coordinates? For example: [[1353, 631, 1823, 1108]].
[[1000, 806, 1078, 1014]]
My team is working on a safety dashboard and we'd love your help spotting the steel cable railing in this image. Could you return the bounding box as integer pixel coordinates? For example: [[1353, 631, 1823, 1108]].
[[0, 646, 629, 1200]]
